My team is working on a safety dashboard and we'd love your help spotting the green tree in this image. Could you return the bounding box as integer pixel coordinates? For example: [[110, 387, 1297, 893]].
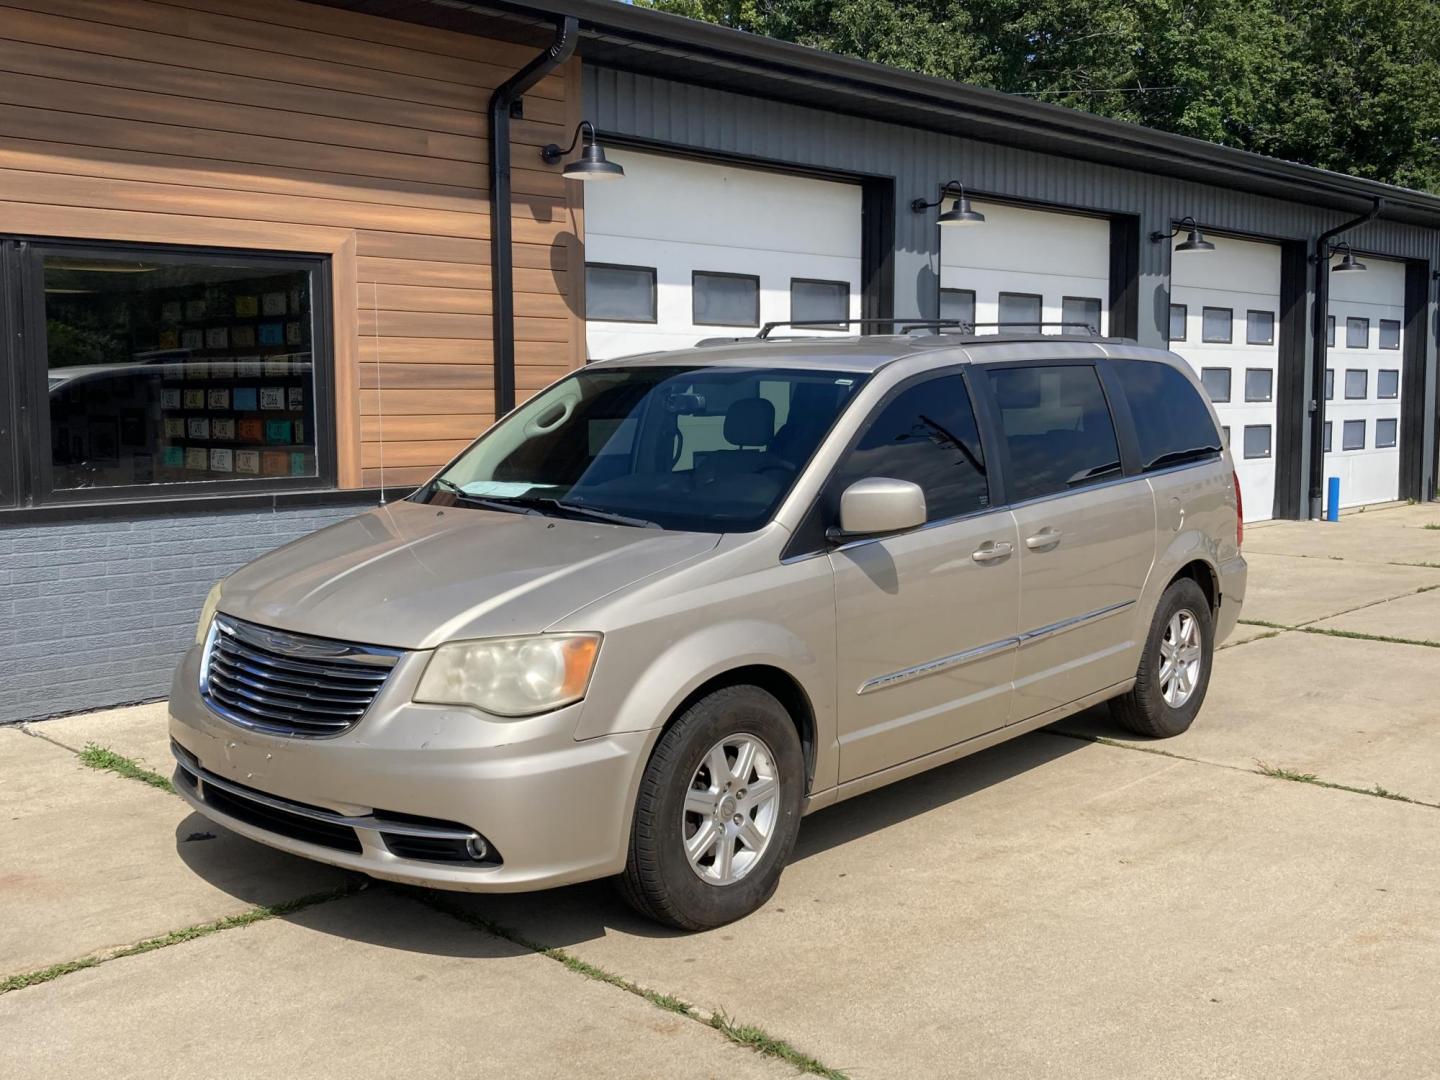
[[638, 0, 1440, 192]]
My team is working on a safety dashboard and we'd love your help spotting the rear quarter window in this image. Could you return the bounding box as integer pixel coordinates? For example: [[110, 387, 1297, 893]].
[[1112, 360, 1223, 471]]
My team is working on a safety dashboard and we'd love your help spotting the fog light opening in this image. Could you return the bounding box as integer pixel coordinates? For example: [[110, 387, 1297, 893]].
[[465, 835, 490, 862]]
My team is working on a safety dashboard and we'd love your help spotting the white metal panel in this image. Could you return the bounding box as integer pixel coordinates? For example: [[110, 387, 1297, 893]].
[[1169, 234, 1281, 522], [939, 200, 1111, 334], [1325, 256, 1406, 508], [583, 149, 863, 359]]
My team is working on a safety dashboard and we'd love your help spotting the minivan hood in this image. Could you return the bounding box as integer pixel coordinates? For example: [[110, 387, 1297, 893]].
[[217, 500, 720, 649]]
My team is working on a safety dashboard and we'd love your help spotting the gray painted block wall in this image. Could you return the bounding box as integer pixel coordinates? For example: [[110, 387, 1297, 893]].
[[0, 502, 366, 724]]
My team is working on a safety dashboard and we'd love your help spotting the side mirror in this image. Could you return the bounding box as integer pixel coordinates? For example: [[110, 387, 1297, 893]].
[[829, 477, 927, 541]]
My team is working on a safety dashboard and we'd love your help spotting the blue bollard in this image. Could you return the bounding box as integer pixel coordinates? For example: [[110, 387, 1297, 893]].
[[1326, 477, 1340, 522]]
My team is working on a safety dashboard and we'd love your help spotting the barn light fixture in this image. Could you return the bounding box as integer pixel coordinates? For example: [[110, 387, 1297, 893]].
[[911, 181, 986, 226], [540, 120, 625, 181], [1151, 216, 1215, 252], [1329, 243, 1367, 273]]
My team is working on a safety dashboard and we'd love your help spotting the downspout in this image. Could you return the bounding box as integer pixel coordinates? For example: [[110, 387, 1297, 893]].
[[1308, 197, 1382, 519], [489, 16, 578, 420]]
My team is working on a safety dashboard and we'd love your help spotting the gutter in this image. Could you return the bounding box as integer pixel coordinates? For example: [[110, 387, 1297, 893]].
[[1307, 198, 1382, 519], [488, 15, 578, 420]]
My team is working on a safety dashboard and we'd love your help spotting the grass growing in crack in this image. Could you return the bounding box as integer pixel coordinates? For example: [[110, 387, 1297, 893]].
[[78, 743, 174, 794], [1237, 618, 1293, 630], [1299, 625, 1440, 649], [417, 891, 850, 1078], [1254, 762, 1437, 808], [0, 882, 360, 996], [710, 1010, 852, 1080], [1422, 523, 1440, 530]]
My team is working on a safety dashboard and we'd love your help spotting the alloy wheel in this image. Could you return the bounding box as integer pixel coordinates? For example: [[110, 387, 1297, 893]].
[[681, 733, 780, 885], [1158, 608, 1203, 708]]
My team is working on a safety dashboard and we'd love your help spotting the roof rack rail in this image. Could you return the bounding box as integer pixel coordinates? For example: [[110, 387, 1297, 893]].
[[753, 318, 1106, 339]]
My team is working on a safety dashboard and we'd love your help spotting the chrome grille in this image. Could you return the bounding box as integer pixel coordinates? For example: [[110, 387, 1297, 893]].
[[200, 614, 401, 738]]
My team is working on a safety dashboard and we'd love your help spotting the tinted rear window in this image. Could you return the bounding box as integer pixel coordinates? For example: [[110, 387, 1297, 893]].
[[985, 364, 1122, 502], [1112, 360, 1222, 471]]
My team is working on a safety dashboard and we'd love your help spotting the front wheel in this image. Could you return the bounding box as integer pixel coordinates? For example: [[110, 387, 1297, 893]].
[[618, 685, 804, 930], [1109, 577, 1214, 738]]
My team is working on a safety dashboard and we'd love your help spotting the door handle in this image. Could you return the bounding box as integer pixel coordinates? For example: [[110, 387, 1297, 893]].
[[972, 541, 1014, 563], [1024, 528, 1063, 550]]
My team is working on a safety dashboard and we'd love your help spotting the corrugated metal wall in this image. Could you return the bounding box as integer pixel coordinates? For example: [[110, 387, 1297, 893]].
[[584, 65, 1439, 507]]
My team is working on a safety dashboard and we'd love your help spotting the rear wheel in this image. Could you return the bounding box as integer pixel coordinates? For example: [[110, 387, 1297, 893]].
[[1109, 577, 1214, 738], [618, 685, 804, 930]]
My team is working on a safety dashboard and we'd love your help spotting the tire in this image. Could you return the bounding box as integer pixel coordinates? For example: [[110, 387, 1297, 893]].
[[1109, 577, 1214, 738], [618, 685, 804, 931]]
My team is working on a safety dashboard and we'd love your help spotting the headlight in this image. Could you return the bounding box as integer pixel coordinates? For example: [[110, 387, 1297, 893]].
[[195, 581, 224, 644], [414, 634, 601, 717]]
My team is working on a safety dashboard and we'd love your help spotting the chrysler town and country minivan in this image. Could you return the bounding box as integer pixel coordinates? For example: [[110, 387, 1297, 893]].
[[170, 333, 1246, 929]]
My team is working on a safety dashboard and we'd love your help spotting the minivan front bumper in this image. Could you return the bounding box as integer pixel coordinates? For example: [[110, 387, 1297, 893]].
[[168, 643, 652, 892]]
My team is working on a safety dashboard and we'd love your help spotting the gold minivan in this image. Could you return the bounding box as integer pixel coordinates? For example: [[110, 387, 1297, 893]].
[[171, 333, 1246, 929]]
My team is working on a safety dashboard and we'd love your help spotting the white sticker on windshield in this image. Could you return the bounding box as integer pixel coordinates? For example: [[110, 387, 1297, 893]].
[[461, 481, 537, 497]]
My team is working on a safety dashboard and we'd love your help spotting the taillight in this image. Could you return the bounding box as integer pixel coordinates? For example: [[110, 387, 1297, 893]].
[[1232, 470, 1244, 548]]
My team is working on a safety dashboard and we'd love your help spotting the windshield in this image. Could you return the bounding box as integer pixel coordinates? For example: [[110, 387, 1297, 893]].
[[414, 365, 866, 532]]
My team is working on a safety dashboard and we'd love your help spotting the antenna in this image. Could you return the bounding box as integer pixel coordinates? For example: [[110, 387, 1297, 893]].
[[371, 281, 386, 505]]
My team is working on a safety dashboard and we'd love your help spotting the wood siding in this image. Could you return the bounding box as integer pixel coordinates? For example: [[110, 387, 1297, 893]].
[[0, 0, 586, 489]]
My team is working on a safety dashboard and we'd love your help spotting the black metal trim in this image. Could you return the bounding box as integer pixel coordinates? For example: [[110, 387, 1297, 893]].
[[860, 177, 895, 335], [1399, 260, 1429, 499], [1273, 239, 1308, 519], [1107, 215, 1140, 340], [585, 262, 658, 323], [489, 14, 578, 420], [691, 270, 760, 328], [0, 242, 17, 509]]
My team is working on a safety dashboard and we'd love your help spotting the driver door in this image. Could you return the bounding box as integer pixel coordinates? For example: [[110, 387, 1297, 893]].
[[829, 371, 1020, 783]]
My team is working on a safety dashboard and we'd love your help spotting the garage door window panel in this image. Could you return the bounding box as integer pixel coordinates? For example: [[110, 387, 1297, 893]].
[[1202, 307, 1232, 344], [1061, 296, 1102, 335], [1378, 369, 1399, 399], [1326, 316, 1336, 348], [1200, 368, 1231, 403], [1168, 304, 1187, 343], [1344, 369, 1368, 400], [1379, 319, 1401, 350], [998, 293, 1043, 334], [1323, 421, 1332, 453], [692, 271, 760, 328], [1343, 420, 1365, 451], [1346, 317, 1369, 348], [585, 264, 657, 323], [1111, 360, 1222, 472], [791, 278, 849, 330], [940, 288, 976, 327], [985, 365, 1122, 502], [1243, 425, 1271, 460], [1325, 369, 1334, 400], [1244, 368, 1273, 402], [1246, 310, 1274, 346], [832, 374, 989, 522], [1376, 418, 1397, 448]]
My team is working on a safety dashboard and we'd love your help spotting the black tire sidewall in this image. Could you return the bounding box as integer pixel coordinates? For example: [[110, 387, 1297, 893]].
[[1138, 579, 1214, 735], [634, 686, 805, 929]]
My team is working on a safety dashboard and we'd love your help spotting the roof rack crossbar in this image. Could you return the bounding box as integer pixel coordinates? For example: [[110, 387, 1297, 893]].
[[757, 318, 967, 338]]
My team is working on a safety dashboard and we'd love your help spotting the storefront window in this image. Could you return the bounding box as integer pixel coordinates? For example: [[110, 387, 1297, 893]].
[[35, 246, 328, 498]]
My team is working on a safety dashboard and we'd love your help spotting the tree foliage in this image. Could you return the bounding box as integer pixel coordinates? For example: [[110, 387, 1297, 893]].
[[639, 0, 1440, 192]]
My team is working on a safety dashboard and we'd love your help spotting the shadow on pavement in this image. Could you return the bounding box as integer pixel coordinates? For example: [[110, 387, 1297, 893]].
[[174, 729, 1090, 953]]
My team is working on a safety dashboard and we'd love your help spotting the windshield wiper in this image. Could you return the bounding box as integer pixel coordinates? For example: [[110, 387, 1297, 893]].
[[539, 499, 661, 529], [428, 477, 541, 516], [1067, 460, 1123, 486]]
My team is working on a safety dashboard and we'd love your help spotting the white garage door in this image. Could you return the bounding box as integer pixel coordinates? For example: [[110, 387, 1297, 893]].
[[582, 150, 862, 359], [1169, 234, 1281, 522], [939, 200, 1110, 336], [1324, 256, 1406, 508]]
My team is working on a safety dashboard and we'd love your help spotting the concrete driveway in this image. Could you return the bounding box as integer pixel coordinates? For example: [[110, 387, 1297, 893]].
[[4, 503, 1439, 1079]]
